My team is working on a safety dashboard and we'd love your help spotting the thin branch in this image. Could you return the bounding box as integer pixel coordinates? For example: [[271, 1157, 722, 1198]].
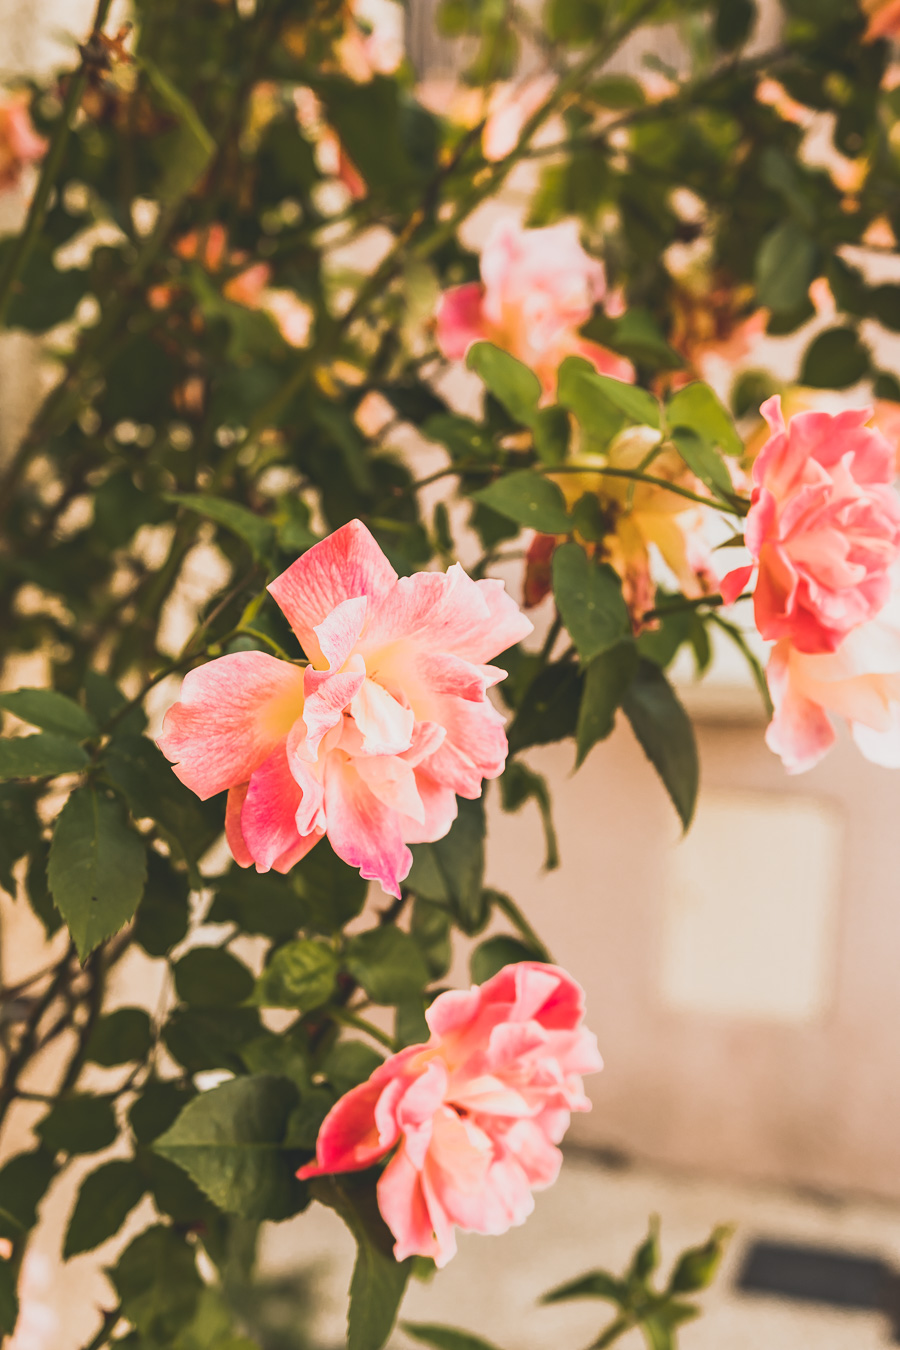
[[0, 0, 115, 325]]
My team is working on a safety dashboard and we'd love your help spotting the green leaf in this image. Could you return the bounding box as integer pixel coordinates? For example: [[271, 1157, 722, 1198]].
[[666, 382, 743, 458], [473, 471, 571, 534], [507, 661, 583, 755], [532, 406, 571, 466], [713, 0, 756, 49], [207, 866, 307, 941], [410, 898, 452, 980], [37, 1094, 118, 1156], [154, 1075, 305, 1222], [0, 689, 96, 739], [344, 927, 431, 1004], [86, 1007, 153, 1066], [869, 283, 900, 332], [64, 1159, 147, 1258], [0, 785, 41, 898], [293, 840, 369, 934], [668, 1226, 731, 1293], [552, 543, 632, 663], [47, 786, 147, 960], [111, 1224, 203, 1342], [103, 734, 221, 875], [163, 1006, 261, 1073], [403, 1323, 504, 1350], [630, 1216, 661, 1281], [4, 237, 89, 333], [542, 1270, 625, 1304], [558, 356, 661, 431], [134, 851, 190, 957], [0, 734, 88, 780], [254, 939, 339, 1010], [0, 1259, 17, 1337], [499, 761, 559, 869], [173, 947, 255, 1007], [622, 661, 698, 831], [669, 430, 734, 504], [470, 935, 536, 984], [311, 1174, 413, 1350], [800, 327, 870, 388], [164, 492, 275, 561], [576, 642, 639, 766], [130, 1079, 195, 1146], [466, 342, 541, 425], [142, 58, 215, 205], [755, 221, 817, 313], [0, 1148, 55, 1240], [321, 1040, 384, 1097], [407, 798, 486, 934]]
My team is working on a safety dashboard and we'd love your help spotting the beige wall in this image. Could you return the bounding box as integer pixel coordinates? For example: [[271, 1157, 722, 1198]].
[[486, 716, 900, 1200]]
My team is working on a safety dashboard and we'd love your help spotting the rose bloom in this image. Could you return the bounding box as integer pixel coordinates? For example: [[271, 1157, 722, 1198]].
[[298, 961, 602, 1266], [766, 619, 900, 773], [436, 219, 635, 398], [482, 75, 556, 162], [524, 425, 718, 624], [159, 520, 532, 897], [0, 93, 47, 193], [744, 387, 900, 475], [863, 0, 900, 41], [721, 397, 900, 653], [336, 0, 404, 80]]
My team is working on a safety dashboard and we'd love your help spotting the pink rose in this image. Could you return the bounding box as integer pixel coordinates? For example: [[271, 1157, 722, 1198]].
[[158, 520, 532, 897], [298, 961, 602, 1266], [863, 0, 900, 41], [336, 0, 404, 80], [436, 219, 635, 397], [721, 397, 900, 653], [766, 620, 900, 773], [482, 76, 555, 162], [0, 94, 47, 193]]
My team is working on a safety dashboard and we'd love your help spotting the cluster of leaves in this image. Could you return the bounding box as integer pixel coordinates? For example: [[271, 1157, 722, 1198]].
[[404, 1218, 731, 1350], [1, 0, 898, 1345]]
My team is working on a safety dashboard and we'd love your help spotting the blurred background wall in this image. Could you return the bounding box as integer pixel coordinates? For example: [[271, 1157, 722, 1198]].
[[3, 0, 900, 1215]]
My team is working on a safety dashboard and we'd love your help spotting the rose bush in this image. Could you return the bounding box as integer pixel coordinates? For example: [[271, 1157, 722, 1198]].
[[1, 0, 900, 1348]]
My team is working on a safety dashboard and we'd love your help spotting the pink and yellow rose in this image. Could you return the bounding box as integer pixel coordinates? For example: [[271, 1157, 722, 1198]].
[[436, 219, 634, 398], [524, 425, 718, 627], [766, 620, 900, 772], [159, 520, 532, 897], [298, 961, 602, 1266]]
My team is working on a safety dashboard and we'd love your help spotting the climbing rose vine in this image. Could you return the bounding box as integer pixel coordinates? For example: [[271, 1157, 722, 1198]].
[[2, 1, 900, 1348]]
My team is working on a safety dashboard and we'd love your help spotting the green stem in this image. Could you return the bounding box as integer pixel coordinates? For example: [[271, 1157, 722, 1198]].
[[538, 613, 563, 667], [493, 892, 552, 962], [0, 0, 114, 326], [233, 628, 292, 660], [329, 1006, 399, 1053], [547, 464, 745, 513], [591, 1316, 633, 1349], [708, 612, 773, 716]]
